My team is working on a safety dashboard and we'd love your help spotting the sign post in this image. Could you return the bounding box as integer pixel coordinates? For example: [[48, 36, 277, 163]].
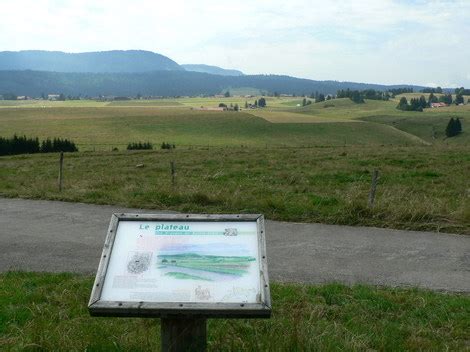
[[89, 213, 271, 351]]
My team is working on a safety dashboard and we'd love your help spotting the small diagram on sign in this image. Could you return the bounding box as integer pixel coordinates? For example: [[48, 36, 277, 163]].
[[127, 251, 152, 274], [224, 228, 238, 236], [195, 286, 212, 300]]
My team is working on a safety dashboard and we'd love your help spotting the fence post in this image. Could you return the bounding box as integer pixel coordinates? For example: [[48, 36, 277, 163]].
[[58, 152, 64, 192], [368, 169, 379, 207], [170, 161, 176, 186]]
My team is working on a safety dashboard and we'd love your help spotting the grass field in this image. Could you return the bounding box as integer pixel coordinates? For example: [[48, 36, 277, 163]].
[[1, 272, 469, 351], [0, 106, 429, 149], [0, 97, 468, 233], [0, 146, 468, 234]]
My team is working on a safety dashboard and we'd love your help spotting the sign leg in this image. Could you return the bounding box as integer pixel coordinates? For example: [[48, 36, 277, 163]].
[[161, 317, 207, 352]]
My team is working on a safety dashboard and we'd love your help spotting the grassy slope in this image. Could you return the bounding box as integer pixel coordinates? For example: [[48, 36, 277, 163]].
[[0, 98, 468, 233], [0, 107, 421, 150], [1, 272, 469, 351], [0, 146, 468, 234]]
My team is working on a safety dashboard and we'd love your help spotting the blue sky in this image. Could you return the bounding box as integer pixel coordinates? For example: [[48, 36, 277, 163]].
[[1, 0, 469, 87]]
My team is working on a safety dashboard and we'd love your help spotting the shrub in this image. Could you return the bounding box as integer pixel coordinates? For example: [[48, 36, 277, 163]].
[[161, 142, 175, 150], [127, 142, 153, 150]]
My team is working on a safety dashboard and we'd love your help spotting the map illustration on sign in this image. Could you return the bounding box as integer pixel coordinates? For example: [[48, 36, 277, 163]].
[[157, 243, 256, 281], [99, 219, 263, 304]]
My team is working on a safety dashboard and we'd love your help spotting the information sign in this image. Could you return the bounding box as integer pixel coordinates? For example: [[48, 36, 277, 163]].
[[88, 214, 271, 318]]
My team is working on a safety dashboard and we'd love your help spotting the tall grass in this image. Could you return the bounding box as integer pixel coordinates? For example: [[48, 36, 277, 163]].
[[0, 145, 468, 233]]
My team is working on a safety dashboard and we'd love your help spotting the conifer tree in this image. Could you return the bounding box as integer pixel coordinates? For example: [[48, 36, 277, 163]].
[[445, 118, 459, 137]]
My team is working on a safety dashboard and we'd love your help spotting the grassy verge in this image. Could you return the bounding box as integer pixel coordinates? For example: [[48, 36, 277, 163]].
[[0, 146, 469, 234], [1, 272, 469, 351]]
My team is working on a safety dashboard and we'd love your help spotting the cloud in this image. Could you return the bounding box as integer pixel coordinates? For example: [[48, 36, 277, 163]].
[[0, 0, 469, 86]]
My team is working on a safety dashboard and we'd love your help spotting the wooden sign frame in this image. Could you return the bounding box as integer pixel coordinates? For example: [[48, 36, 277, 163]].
[[88, 213, 271, 318]]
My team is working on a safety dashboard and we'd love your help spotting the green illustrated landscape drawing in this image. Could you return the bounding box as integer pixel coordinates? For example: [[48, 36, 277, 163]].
[[158, 253, 256, 281]]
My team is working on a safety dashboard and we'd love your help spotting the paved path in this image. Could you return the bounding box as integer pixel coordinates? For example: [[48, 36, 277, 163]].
[[1, 198, 469, 292]]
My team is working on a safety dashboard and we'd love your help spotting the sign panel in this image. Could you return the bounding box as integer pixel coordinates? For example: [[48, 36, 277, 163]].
[[88, 214, 271, 318]]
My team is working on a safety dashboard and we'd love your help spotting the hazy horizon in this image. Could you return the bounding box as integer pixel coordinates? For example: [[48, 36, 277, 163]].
[[1, 0, 469, 87]]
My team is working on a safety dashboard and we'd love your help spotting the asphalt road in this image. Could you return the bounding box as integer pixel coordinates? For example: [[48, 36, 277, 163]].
[[1, 197, 469, 292]]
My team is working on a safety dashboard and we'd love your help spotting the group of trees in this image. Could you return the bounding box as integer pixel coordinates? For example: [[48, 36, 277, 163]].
[[421, 87, 443, 94], [161, 142, 175, 149], [219, 103, 239, 111], [127, 142, 153, 150], [244, 98, 267, 108], [302, 98, 312, 106], [0, 135, 78, 156], [388, 88, 413, 96], [337, 89, 389, 103], [40, 138, 78, 153], [126, 142, 176, 150], [396, 96, 427, 111], [445, 118, 463, 137]]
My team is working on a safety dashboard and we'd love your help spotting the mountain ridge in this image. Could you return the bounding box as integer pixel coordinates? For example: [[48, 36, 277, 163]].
[[0, 50, 182, 73], [182, 64, 244, 76]]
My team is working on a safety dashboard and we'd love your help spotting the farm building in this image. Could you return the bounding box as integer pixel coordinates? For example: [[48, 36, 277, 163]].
[[431, 102, 447, 108], [48, 94, 61, 101]]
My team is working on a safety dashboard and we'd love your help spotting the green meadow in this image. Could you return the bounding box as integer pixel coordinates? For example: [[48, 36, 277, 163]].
[[0, 96, 469, 233], [1, 272, 469, 351]]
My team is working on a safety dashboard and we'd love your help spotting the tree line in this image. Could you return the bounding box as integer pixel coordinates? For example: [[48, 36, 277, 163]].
[[0, 70, 426, 98], [0, 135, 78, 156], [337, 89, 390, 103], [396, 92, 465, 112]]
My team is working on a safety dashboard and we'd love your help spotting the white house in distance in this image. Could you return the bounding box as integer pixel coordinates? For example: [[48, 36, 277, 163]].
[[48, 94, 61, 101]]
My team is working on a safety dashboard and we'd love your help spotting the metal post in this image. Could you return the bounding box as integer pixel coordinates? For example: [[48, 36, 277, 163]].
[[368, 169, 379, 207], [58, 152, 64, 191], [161, 317, 207, 352]]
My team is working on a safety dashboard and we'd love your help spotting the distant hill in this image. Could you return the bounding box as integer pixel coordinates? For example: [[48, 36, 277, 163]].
[[182, 64, 244, 76], [0, 70, 426, 97], [0, 50, 182, 73]]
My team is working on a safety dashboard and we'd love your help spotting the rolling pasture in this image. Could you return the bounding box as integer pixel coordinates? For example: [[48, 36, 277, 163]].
[[0, 104, 427, 149], [0, 96, 468, 233]]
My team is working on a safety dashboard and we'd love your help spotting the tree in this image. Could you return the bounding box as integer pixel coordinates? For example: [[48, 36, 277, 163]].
[[234, 104, 239, 111], [436, 86, 443, 94], [445, 118, 461, 137], [245, 101, 248, 109], [317, 94, 325, 102], [258, 97, 266, 107], [302, 98, 307, 106], [397, 97, 408, 110], [224, 90, 230, 97], [439, 94, 452, 105], [429, 93, 438, 104], [254, 100, 258, 107], [350, 91, 364, 104], [419, 95, 427, 109], [58, 93, 66, 101], [455, 94, 464, 105]]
